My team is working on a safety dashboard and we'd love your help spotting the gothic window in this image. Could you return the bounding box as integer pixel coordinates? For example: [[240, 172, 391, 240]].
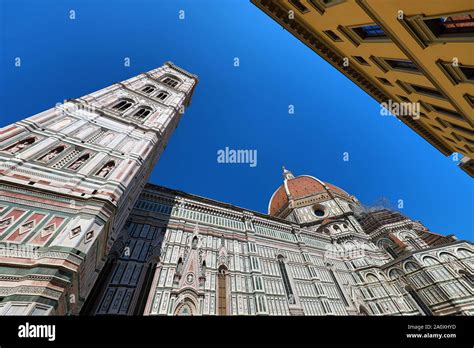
[[95, 161, 115, 178], [379, 239, 398, 259], [217, 265, 228, 315], [405, 237, 421, 251], [112, 99, 133, 112], [2, 137, 36, 154], [38, 146, 65, 163], [141, 85, 156, 94], [457, 248, 473, 258], [404, 261, 419, 273], [277, 255, 295, 304], [155, 91, 169, 101], [161, 76, 180, 88], [131, 107, 152, 119], [423, 256, 440, 266], [67, 153, 90, 171]]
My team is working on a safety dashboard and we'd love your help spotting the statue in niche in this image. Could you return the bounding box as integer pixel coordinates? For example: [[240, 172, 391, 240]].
[[192, 236, 198, 249], [96, 161, 115, 178], [68, 154, 89, 170], [40, 146, 64, 162], [3, 137, 35, 154]]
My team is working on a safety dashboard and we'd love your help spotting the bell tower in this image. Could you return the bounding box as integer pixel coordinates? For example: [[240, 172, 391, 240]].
[[0, 62, 198, 315]]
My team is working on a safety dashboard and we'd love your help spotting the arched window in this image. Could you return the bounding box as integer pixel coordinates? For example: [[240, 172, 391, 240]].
[[141, 85, 155, 94], [112, 99, 133, 112], [405, 237, 421, 251], [379, 239, 398, 259], [457, 248, 474, 259], [423, 256, 440, 266], [131, 107, 152, 119], [277, 255, 295, 304], [68, 153, 90, 170], [156, 91, 169, 101], [161, 76, 180, 88], [39, 146, 65, 163], [404, 261, 419, 273], [3, 137, 36, 154], [217, 265, 228, 315]]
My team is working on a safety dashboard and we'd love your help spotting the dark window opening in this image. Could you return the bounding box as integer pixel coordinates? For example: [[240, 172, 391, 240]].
[[141, 86, 155, 94], [424, 14, 474, 37], [459, 66, 474, 81], [353, 56, 369, 65], [162, 77, 179, 88], [397, 95, 411, 103], [323, 30, 342, 41], [411, 84, 444, 98], [290, 0, 310, 13], [385, 59, 419, 72], [376, 77, 392, 86], [278, 256, 295, 304], [113, 100, 133, 112], [353, 24, 387, 39], [132, 108, 152, 119], [156, 91, 169, 100], [431, 104, 463, 120]]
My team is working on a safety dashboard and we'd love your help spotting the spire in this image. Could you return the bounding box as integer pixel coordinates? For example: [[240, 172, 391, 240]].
[[282, 166, 295, 180]]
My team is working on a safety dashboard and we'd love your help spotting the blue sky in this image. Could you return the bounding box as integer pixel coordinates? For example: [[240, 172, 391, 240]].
[[1, 0, 472, 241]]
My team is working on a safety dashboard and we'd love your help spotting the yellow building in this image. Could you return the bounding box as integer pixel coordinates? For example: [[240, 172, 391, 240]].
[[251, 0, 474, 176]]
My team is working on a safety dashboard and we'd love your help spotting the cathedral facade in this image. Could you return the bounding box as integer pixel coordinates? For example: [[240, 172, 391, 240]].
[[0, 65, 472, 316]]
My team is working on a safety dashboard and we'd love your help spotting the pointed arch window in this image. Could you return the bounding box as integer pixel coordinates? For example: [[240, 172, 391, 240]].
[[161, 76, 180, 88], [156, 91, 169, 101], [131, 107, 152, 119], [112, 99, 133, 112], [277, 255, 295, 304], [217, 265, 228, 315], [405, 237, 421, 251], [141, 85, 156, 94]]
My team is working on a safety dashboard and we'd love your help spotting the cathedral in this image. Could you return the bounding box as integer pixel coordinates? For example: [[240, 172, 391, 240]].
[[0, 64, 472, 316]]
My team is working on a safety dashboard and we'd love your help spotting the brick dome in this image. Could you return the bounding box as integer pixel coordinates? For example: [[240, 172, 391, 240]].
[[268, 172, 349, 216]]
